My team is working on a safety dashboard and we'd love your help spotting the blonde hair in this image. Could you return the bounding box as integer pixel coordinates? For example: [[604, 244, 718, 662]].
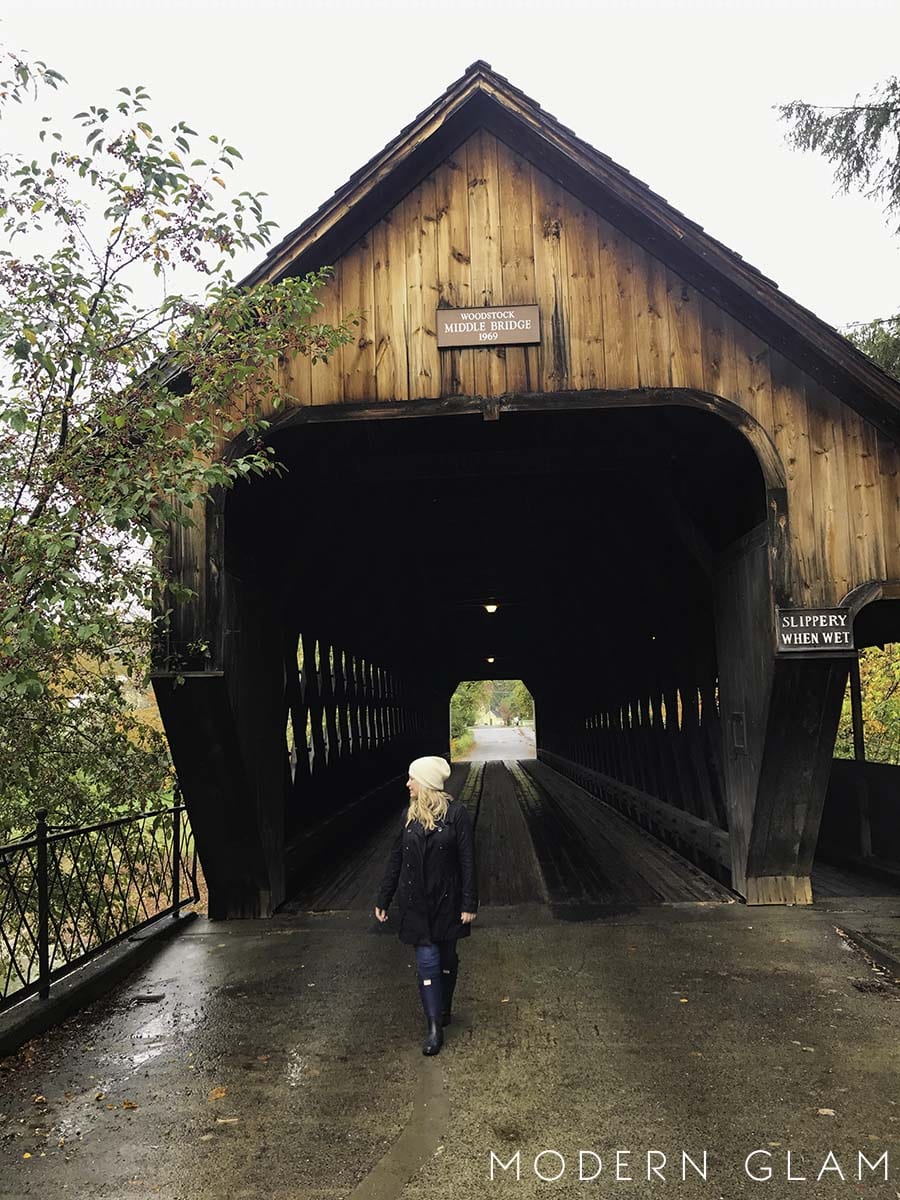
[[406, 784, 450, 831]]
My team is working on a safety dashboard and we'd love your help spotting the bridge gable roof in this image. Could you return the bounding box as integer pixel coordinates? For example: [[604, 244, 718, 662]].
[[243, 61, 900, 442]]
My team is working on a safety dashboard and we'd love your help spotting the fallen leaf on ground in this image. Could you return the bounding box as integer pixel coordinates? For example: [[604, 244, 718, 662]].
[[817, 1108, 836, 1117], [122, 1100, 138, 1110], [207, 1086, 227, 1102], [32, 1095, 45, 1104]]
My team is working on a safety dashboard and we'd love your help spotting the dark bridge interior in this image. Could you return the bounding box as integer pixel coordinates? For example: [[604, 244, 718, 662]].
[[228, 405, 765, 693], [155, 400, 900, 917], [218, 404, 766, 892]]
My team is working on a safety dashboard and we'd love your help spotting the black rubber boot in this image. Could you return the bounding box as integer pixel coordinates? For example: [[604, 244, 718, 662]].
[[417, 974, 444, 1056], [440, 954, 459, 1027]]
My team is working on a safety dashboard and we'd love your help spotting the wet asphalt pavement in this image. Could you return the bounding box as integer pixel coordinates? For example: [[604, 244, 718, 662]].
[[3, 757, 900, 1199], [455, 725, 536, 762], [2, 897, 900, 1199]]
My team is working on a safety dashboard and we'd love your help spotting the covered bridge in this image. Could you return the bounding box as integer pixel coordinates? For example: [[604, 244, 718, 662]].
[[152, 63, 900, 918]]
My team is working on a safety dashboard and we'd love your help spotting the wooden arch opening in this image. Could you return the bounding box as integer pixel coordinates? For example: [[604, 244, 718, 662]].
[[217, 397, 770, 897]]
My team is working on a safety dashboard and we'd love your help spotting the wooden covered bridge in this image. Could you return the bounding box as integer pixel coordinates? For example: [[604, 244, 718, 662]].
[[152, 63, 900, 919]]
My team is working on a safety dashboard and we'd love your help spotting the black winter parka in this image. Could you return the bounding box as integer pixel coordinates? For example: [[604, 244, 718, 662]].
[[375, 799, 478, 945]]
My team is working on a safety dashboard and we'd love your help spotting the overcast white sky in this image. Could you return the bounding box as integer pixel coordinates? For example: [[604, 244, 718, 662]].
[[3, 0, 899, 329]]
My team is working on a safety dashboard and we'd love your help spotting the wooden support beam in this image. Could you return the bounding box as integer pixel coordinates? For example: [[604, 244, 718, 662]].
[[152, 673, 278, 919], [744, 655, 849, 904], [849, 652, 873, 858], [849, 652, 866, 762]]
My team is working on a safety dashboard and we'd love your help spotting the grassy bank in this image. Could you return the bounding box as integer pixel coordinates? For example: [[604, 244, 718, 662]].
[[451, 729, 474, 759]]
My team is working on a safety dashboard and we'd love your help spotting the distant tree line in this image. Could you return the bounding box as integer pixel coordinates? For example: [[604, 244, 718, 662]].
[[449, 678, 534, 738]]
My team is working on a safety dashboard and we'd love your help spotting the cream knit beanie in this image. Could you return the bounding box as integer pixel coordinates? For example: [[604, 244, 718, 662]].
[[408, 756, 452, 791]]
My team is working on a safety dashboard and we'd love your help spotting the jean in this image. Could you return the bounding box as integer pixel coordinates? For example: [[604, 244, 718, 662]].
[[414, 939, 458, 984]]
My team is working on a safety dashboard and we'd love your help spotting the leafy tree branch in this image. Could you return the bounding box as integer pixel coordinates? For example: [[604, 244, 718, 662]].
[[0, 46, 352, 835]]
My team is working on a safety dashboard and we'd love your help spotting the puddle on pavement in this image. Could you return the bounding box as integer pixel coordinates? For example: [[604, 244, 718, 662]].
[[130, 1045, 165, 1067], [285, 1046, 324, 1088], [91, 1000, 203, 1075], [286, 1047, 306, 1087]]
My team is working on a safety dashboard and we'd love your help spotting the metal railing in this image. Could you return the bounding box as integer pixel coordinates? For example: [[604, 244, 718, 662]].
[[0, 797, 199, 1011]]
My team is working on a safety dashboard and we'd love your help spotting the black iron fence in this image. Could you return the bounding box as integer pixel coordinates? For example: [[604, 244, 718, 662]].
[[0, 798, 198, 1012]]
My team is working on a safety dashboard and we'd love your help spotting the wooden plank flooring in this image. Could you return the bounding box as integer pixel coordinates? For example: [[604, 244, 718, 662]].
[[282, 762, 471, 912], [281, 760, 899, 913], [474, 762, 547, 906], [810, 859, 900, 899], [513, 759, 735, 906]]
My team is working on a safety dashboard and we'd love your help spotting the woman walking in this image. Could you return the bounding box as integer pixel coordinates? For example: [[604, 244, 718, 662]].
[[374, 756, 478, 1056]]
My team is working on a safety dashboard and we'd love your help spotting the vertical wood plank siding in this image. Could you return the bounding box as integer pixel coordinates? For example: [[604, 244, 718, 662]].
[[268, 128, 899, 599], [340, 238, 376, 403], [404, 177, 441, 400], [879, 437, 900, 575], [434, 152, 474, 395]]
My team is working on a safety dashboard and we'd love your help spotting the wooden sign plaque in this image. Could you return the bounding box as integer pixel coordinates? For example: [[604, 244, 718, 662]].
[[776, 608, 855, 652], [436, 305, 540, 348]]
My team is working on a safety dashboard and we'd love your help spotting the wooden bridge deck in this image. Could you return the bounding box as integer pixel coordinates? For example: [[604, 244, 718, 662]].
[[281, 760, 897, 914], [282, 759, 732, 912]]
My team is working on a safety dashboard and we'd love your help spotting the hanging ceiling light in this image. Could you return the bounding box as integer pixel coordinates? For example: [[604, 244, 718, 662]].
[[484, 603, 499, 614], [486, 656, 495, 664]]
